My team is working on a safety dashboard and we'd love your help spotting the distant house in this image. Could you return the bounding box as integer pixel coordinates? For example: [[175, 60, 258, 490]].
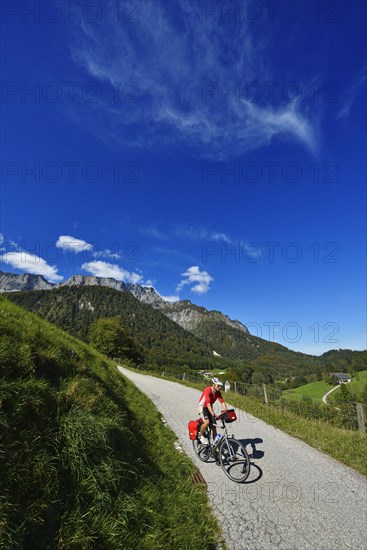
[[329, 373, 352, 384]]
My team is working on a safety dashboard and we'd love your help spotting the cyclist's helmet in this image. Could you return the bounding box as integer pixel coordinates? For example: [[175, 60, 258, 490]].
[[212, 377, 223, 386]]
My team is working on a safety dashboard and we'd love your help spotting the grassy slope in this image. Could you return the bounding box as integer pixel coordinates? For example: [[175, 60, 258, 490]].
[[328, 370, 367, 402], [283, 381, 334, 401], [348, 369, 367, 386], [345, 370, 367, 397], [0, 297, 220, 549], [286, 373, 367, 403]]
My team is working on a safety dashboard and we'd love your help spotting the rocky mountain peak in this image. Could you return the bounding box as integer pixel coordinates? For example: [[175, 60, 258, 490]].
[[0, 271, 54, 292], [59, 275, 129, 291]]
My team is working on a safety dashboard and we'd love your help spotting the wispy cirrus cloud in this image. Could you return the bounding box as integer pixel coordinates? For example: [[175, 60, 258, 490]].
[[0, 234, 21, 252], [0, 251, 63, 283], [139, 225, 169, 241], [69, 0, 317, 157], [242, 99, 317, 153], [212, 232, 232, 244], [337, 66, 367, 119], [174, 224, 232, 243], [139, 222, 232, 245], [93, 248, 122, 261]]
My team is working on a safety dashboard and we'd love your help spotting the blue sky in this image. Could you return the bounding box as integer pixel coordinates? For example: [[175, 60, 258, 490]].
[[1, 0, 366, 355]]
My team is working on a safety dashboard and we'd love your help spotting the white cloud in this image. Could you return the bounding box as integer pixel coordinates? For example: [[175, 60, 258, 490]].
[[212, 232, 232, 244], [139, 225, 169, 241], [70, 1, 317, 158], [0, 233, 4, 246], [143, 279, 156, 287], [143, 223, 233, 246], [241, 99, 316, 153], [56, 235, 93, 252], [337, 66, 367, 119], [81, 260, 143, 284], [93, 249, 122, 261], [160, 294, 180, 303], [0, 251, 63, 283], [174, 224, 210, 241], [177, 265, 213, 295], [174, 224, 232, 243]]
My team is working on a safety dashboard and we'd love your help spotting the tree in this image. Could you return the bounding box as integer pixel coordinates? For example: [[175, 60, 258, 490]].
[[335, 383, 352, 403], [225, 368, 241, 383], [251, 370, 274, 385], [349, 368, 356, 381], [324, 374, 337, 385], [88, 317, 144, 365]]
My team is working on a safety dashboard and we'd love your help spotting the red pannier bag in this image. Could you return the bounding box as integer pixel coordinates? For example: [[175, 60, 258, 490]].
[[223, 409, 237, 423], [188, 418, 202, 440]]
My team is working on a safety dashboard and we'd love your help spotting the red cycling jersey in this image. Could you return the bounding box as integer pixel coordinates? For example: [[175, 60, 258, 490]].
[[198, 386, 224, 408]]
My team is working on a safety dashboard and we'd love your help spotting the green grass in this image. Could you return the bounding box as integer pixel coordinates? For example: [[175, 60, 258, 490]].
[[326, 371, 367, 403], [283, 381, 334, 401], [0, 297, 221, 549], [344, 370, 367, 398], [225, 392, 367, 476]]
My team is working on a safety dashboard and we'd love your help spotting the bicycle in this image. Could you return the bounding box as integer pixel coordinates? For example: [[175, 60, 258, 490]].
[[191, 409, 250, 483]]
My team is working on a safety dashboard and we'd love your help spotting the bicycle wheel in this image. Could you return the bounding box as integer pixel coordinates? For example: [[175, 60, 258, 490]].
[[218, 437, 250, 483], [192, 439, 210, 462]]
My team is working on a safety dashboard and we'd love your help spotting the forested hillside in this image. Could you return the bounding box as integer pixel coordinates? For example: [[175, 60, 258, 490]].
[[5, 287, 366, 379], [4, 287, 219, 370]]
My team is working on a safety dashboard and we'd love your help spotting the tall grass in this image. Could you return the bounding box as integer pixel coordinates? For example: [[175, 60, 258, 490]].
[[0, 297, 220, 549]]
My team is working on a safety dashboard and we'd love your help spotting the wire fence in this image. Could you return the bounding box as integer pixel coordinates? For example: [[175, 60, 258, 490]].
[[154, 370, 367, 433]]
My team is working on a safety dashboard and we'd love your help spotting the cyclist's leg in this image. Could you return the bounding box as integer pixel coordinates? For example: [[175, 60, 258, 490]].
[[211, 418, 217, 439], [203, 407, 217, 438], [198, 406, 210, 437], [202, 407, 217, 438]]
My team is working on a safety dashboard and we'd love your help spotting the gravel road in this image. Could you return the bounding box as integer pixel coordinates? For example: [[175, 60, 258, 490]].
[[118, 367, 367, 550]]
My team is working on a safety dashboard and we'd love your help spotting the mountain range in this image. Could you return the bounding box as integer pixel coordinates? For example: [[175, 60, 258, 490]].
[[1, 270, 366, 376], [0, 271, 254, 351]]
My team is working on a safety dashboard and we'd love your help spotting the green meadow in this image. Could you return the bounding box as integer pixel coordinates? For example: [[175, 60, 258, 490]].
[[282, 381, 334, 401]]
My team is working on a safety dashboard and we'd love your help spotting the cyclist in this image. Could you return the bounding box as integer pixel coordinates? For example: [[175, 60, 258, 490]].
[[197, 377, 227, 445]]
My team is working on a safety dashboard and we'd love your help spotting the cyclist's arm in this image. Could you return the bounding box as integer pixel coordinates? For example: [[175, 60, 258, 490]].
[[202, 387, 213, 415], [218, 393, 227, 412]]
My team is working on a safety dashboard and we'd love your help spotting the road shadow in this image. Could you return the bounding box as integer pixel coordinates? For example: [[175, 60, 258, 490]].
[[244, 462, 263, 484], [235, 438, 264, 484], [239, 437, 264, 460]]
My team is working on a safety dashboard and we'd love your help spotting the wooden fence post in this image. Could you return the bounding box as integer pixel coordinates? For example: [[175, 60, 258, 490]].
[[263, 384, 269, 405], [356, 403, 366, 433], [182, 372, 186, 381]]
